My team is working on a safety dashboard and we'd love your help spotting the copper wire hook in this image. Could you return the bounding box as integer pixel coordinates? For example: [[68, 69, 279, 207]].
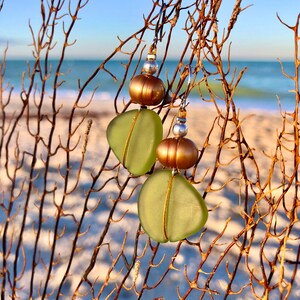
[[180, 65, 192, 109], [150, 1, 166, 54]]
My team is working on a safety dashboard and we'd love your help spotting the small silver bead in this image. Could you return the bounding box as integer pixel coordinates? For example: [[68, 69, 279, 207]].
[[176, 117, 186, 123], [142, 60, 158, 75], [173, 123, 188, 137]]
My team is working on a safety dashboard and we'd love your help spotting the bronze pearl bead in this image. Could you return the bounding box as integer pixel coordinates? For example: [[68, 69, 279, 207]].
[[156, 137, 198, 170], [129, 74, 165, 106]]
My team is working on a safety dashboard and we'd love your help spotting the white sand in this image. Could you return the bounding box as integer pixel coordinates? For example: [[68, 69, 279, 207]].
[[1, 94, 299, 298]]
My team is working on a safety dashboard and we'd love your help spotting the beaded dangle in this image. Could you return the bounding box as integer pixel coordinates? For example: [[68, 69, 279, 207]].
[[106, 4, 166, 176], [138, 69, 208, 243]]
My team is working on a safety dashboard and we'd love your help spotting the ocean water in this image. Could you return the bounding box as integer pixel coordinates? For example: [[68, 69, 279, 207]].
[[2, 59, 297, 111]]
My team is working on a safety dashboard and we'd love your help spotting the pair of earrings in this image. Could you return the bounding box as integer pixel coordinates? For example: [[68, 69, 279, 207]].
[[106, 3, 207, 243], [106, 58, 208, 243]]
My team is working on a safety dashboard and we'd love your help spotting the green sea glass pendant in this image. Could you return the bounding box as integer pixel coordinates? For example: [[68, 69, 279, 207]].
[[106, 108, 163, 176], [138, 169, 208, 243]]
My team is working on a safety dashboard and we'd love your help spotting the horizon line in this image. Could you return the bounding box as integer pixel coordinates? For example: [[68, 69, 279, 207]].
[[3, 56, 294, 62]]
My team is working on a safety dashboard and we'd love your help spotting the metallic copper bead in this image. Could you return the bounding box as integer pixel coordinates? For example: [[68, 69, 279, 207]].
[[129, 74, 165, 106], [156, 137, 198, 169]]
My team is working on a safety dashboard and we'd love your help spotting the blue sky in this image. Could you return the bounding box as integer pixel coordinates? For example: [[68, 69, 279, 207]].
[[0, 0, 299, 60]]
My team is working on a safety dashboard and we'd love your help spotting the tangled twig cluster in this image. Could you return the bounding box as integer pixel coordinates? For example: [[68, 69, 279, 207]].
[[0, 0, 299, 299]]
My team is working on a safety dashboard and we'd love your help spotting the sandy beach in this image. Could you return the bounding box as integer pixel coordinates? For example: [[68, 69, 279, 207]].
[[1, 94, 299, 299], [0, 0, 298, 296]]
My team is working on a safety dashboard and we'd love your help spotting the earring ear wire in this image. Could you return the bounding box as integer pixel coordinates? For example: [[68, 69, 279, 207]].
[[143, 0, 166, 75], [150, 1, 166, 54], [179, 64, 192, 108]]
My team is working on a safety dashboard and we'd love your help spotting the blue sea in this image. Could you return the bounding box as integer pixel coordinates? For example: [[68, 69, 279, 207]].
[[2, 59, 297, 111]]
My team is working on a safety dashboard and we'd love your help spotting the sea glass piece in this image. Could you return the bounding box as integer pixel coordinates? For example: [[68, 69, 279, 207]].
[[106, 108, 163, 176], [138, 169, 208, 242]]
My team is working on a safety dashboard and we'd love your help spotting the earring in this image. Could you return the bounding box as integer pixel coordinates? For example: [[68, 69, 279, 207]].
[[106, 4, 166, 176], [138, 67, 208, 243]]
